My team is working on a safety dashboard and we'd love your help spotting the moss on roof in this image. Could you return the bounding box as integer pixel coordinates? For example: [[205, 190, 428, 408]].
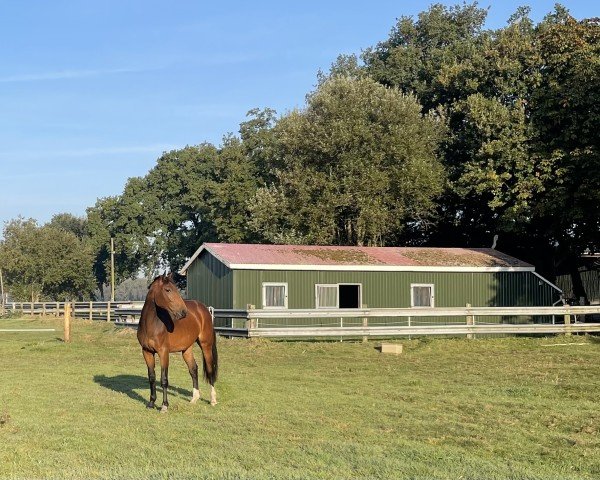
[[291, 248, 384, 264], [401, 249, 520, 267]]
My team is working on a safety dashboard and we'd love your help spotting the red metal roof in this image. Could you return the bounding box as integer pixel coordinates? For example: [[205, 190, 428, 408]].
[[198, 243, 532, 269]]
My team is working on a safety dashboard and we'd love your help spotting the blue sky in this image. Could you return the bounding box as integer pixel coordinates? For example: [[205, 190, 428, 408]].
[[0, 0, 596, 228]]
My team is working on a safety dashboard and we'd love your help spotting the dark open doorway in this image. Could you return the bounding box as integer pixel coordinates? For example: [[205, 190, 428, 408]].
[[339, 284, 361, 308]]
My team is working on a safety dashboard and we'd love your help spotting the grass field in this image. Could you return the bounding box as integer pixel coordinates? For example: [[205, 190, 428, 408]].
[[0, 315, 599, 479]]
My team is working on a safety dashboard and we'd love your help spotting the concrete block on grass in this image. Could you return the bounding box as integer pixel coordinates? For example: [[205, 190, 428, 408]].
[[379, 343, 403, 355]]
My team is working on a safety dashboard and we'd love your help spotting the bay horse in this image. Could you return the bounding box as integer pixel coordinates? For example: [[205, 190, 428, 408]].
[[137, 274, 218, 412]]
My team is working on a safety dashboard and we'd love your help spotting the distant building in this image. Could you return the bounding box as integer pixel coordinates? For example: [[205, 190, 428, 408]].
[[556, 253, 599, 306]]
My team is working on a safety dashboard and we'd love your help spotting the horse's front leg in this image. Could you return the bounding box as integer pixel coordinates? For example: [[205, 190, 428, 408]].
[[142, 349, 157, 409], [158, 348, 170, 413]]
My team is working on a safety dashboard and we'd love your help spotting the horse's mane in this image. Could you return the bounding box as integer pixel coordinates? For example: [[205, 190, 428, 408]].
[[148, 274, 175, 290]]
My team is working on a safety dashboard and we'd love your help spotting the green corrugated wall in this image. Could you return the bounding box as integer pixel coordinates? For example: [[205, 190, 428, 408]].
[[231, 270, 556, 308], [186, 251, 233, 308]]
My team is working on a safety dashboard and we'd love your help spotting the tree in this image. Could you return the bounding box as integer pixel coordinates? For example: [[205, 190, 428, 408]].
[[526, 11, 600, 300], [249, 76, 446, 246], [449, 94, 553, 232], [360, 3, 598, 296], [361, 3, 545, 243], [48, 213, 88, 239], [363, 2, 490, 110], [211, 135, 262, 243], [86, 136, 266, 289], [0, 218, 95, 301]]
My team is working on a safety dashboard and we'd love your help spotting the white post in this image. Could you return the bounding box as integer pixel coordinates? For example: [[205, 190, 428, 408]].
[[110, 238, 115, 303], [0, 268, 4, 315], [466, 303, 474, 339]]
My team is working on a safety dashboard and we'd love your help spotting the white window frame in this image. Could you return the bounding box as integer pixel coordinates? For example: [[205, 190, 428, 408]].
[[315, 283, 362, 309], [262, 282, 288, 309], [315, 284, 339, 309], [410, 283, 435, 308]]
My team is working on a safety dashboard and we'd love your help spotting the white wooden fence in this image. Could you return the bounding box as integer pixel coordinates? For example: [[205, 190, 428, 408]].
[[213, 305, 600, 338], [3, 302, 600, 338], [1, 301, 142, 322]]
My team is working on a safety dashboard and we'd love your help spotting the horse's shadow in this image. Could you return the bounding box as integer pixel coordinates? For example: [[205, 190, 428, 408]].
[[93, 374, 201, 405]]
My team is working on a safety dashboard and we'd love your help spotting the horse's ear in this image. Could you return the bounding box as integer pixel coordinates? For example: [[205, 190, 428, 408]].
[[167, 272, 174, 281]]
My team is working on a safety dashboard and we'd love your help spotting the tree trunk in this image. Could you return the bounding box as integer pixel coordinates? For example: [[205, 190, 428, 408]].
[[568, 257, 588, 305]]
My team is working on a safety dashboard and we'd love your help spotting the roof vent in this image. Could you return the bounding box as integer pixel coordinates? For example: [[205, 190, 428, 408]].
[[491, 234, 498, 249]]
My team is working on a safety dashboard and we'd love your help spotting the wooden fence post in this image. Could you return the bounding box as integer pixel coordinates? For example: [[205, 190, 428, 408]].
[[107, 301, 111, 322], [466, 303, 474, 339], [246, 304, 256, 333], [89, 301, 93, 321], [64, 302, 71, 343], [564, 308, 571, 336]]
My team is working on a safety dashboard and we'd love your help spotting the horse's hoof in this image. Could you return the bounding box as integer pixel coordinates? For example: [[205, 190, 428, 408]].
[[160, 405, 168, 413], [210, 400, 218, 406], [146, 402, 155, 409], [190, 388, 200, 404]]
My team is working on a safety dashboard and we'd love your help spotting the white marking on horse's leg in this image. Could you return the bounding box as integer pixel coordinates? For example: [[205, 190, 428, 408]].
[[210, 385, 217, 406], [160, 405, 168, 413], [191, 388, 200, 404]]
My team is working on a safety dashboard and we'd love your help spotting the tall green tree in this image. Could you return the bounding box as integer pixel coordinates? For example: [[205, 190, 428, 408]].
[[249, 76, 446, 246], [526, 11, 600, 299], [362, 3, 544, 242], [363, 2, 490, 110], [360, 3, 598, 294]]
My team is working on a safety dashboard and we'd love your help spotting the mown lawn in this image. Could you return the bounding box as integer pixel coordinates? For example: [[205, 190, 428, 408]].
[[0, 315, 599, 479]]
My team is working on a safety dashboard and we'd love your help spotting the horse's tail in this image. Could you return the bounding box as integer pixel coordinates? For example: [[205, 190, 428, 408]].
[[202, 326, 218, 385]]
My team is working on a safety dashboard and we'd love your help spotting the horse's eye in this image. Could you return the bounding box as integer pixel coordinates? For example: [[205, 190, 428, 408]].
[[165, 288, 171, 293]]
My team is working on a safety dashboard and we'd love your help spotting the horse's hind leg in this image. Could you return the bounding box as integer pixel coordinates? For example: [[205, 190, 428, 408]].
[[142, 349, 157, 409], [197, 337, 218, 406], [182, 346, 200, 403]]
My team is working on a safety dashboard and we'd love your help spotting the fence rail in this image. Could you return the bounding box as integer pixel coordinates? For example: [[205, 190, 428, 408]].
[[3, 302, 600, 339], [1, 301, 143, 322], [214, 305, 600, 337]]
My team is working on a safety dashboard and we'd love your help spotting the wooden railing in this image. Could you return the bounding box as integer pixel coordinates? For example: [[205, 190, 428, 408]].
[[212, 305, 600, 338], [3, 302, 600, 339], [1, 301, 143, 322]]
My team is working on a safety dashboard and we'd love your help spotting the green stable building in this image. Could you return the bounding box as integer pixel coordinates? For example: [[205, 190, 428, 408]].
[[179, 243, 562, 328]]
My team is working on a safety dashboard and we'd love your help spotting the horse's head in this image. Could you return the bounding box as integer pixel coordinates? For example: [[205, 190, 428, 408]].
[[149, 273, 188, 320]]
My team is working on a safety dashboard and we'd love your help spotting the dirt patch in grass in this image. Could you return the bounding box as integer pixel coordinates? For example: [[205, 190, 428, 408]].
[[0, 411, 10, 427]]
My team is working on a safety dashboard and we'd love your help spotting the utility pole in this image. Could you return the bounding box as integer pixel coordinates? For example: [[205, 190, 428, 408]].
[[0, 268, 5, 315], [110, 237, 115, 302]]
